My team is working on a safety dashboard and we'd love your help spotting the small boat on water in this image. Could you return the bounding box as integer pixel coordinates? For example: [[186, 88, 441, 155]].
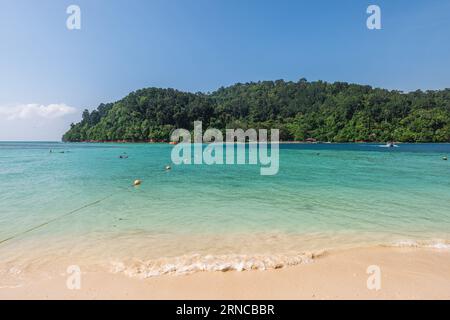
[[379, 141, 398, 148]]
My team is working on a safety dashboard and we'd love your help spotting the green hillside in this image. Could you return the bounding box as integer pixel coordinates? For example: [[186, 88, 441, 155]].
[[63, 79, 450, 142]]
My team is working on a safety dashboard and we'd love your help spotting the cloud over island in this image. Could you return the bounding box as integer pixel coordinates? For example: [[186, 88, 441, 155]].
[[0, 103, 79, 141], [0, 103, 77, 120]]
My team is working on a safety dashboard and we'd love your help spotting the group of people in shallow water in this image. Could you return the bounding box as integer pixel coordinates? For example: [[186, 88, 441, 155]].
[[49, 149, 177, 165], [50, 149, 448, 163]]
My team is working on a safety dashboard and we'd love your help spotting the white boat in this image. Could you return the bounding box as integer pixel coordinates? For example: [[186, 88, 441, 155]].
[[384, 141, 399, 148]]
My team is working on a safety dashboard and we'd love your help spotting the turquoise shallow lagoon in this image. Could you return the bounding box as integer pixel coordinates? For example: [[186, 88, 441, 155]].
[[0, 142, 450, 279]]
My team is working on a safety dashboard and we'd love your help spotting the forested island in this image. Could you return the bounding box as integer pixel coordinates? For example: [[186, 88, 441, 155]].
[[63, 79, 450, 143]]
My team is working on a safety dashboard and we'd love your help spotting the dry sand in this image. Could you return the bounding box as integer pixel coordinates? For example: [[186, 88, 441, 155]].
[[1, 246, 450, 300]]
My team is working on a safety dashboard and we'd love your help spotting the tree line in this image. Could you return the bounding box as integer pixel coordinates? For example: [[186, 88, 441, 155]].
[[62, 79, 450, 143]]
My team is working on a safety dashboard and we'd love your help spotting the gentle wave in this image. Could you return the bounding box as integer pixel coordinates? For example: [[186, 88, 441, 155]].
[[111, 239, 450, 278], [110, 251, 327, 278], [386, 239, 450, 249]]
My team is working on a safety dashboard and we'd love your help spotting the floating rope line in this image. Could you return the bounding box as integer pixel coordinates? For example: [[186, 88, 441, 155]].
[[0, 165, 172, 247], [0, 192, 117, 247]]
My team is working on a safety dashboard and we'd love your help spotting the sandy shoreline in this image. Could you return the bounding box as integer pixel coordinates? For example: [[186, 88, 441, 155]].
[[1, 246, 450, 300]]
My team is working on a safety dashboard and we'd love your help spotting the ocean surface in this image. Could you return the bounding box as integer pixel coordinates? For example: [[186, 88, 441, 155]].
[[1, 142, 450, 282]]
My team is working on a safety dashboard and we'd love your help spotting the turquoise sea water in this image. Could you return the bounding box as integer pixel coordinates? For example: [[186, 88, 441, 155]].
[[1, 142, 450, 279]]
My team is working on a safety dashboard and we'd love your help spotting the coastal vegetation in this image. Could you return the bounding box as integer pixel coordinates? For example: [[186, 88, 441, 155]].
[[62, 79, 450, 142]]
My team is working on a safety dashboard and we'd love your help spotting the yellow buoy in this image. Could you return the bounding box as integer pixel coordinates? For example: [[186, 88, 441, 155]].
[[133, 179, 142, 186]]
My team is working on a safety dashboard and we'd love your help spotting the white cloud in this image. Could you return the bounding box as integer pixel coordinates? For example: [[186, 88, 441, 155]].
[[0, 103, 77, 120]]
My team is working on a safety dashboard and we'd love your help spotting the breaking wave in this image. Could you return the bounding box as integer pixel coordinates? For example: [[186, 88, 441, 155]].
[[386, 239, 450, 249], [110, 251, 327, 278], [110, 239, 450, 278]]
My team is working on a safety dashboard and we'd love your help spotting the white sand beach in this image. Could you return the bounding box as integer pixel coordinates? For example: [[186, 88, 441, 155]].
[[1, 246, 450, 300]]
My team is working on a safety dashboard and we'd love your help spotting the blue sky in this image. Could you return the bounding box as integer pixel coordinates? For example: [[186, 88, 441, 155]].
[[1, 0, 450, 140]]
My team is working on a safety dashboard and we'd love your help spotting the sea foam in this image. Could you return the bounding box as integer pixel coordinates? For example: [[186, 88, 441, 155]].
[[110, 251, 326, 278], [388, 240, 450, 249]]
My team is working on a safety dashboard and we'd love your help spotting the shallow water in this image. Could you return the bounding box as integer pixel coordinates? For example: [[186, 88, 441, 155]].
[[0, 142, 449, 279]]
